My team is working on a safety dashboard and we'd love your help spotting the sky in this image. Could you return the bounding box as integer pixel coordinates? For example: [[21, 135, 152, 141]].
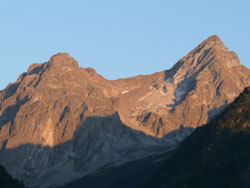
[[0, 0, 249, 90]]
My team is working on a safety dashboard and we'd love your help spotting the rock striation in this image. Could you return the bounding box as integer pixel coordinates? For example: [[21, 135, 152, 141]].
[[0, 35, 249, 187]]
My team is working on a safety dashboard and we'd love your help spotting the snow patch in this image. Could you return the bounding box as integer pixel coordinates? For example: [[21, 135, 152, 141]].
[[122, 90, 129, 94]]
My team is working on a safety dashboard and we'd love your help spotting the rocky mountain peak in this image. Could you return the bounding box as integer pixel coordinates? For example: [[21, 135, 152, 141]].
[[194, 35, 241, 68], [48, 52, 79, 71], [204, 35, 225, 47], [114, 35, 250, 138], [166, 35, 240, 84], [193, 35, 227, 53]]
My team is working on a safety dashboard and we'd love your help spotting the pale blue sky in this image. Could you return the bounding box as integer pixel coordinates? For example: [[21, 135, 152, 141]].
[[0, 0, 249, 90]]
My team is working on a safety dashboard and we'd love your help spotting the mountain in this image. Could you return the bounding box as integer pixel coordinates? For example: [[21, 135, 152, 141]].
[[143, 87, 250, 188], [0, 35, 249, 187], [114, 35, 250, 137]]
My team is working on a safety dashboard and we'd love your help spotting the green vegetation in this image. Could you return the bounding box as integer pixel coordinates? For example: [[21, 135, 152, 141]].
[[0, 165, 26, 188], [145, 87, 250, 188]]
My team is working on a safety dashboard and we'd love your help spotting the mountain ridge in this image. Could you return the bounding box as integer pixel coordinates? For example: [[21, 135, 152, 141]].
[[0, 35, 250, 187]]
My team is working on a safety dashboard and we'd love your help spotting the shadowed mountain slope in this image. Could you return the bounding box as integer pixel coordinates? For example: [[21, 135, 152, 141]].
[[65, 87, 250, 188], [61, 151, 174, 188], [143, 87, 250, 188]]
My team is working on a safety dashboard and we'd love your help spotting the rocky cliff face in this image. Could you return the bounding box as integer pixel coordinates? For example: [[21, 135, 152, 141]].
[[113, 35, 250, 137], [0, 35, 249, 187], [0, 53, 176, 188]]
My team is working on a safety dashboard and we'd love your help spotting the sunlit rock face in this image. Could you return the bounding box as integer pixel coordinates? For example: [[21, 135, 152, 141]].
[[113, 35, 250, 137], [0, 36, 250, 187]]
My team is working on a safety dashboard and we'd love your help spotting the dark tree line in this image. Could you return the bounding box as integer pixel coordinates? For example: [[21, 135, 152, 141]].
[[0, 165, 26, 188]]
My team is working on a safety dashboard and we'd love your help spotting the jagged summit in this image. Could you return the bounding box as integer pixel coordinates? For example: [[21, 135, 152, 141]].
[[25, 53, 79, 80], [48, 52, 79, 70], [191, 35, 228, 54], [166, 35, 241, 84], [203, 35, 225, 46], [207, 35, 223, 42]]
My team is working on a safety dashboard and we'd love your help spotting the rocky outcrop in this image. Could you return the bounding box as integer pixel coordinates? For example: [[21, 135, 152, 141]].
[[0, 35, 249, 187]]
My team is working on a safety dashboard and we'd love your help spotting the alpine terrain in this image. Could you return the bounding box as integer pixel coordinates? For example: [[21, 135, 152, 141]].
[[0, 35, 249, 187], [143, 87, 250, 188]]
